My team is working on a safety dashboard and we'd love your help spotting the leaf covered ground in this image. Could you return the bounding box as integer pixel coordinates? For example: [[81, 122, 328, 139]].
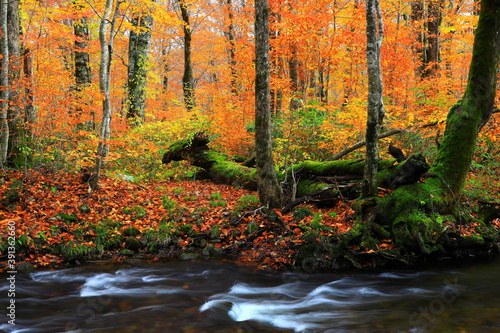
[[0, 169, 357, 270], [0, 169, 498, 271]]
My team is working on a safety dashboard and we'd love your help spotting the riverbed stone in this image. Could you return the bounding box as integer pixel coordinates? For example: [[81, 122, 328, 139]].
[[125, 237, 141, 251], [179, 253, 198, 261], [17, 262, 35, 274]]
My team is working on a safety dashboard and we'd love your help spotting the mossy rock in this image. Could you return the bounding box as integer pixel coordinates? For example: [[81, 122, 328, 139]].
[[123, 226, 141, 237], [124, 237, 141, 251], [78, 204, 91, 214], [17, 262, 36, 274], [119, 249, 135, 256], [179, 253, 198, 260], [210, 226, 221, 239]]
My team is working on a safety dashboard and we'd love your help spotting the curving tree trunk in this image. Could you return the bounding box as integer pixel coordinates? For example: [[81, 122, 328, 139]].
[[430, 0, 499, 205], [365, 0, 500, 256]]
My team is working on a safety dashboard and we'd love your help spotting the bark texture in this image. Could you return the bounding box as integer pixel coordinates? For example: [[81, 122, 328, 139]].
[[126, 12, 153, 124], [363, 0, 385, 197], [7, 0, 22, 165], [359, 0, 500, 260], [90, 0, 120, 190], [431, 0, 500, 206], [254, 0, 282, 208], [179, 0, 195, 111], [0, 0, 9, 164]]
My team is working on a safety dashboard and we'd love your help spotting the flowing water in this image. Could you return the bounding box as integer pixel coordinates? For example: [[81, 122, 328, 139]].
[[1, 257, 500, 333]]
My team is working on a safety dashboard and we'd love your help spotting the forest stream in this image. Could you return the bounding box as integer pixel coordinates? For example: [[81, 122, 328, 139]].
[[1, 257, 500, 333]]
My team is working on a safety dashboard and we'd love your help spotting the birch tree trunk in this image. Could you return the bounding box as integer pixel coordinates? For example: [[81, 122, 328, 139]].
[[90, 0, 120, 190], [362, 0, 385, 197], [0, 0, 9, 164], [6, 0, 21, 165], [255, 0, 282, 208]]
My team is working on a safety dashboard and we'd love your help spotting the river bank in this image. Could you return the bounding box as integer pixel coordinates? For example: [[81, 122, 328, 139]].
[[1, 169, 498, 272]]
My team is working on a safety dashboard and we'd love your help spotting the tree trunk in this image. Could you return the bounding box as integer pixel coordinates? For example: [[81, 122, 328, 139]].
[[179, 0, 195, 111], [73, 2, 93, 129], [22, 48, 35, 132], [224, 0, 238, 95], [430, 0, 500, 206], [90, 0, 120, 191], [411, 0, 443, 78], [423, 0, 443, 77], [0, 0, 9, 164], [363, 0, 385, 197], [74, 11, 91, 90], [361, 0, 500, 257], [126, 11, 153, 125], [254, 0, 282, 208], [6, 0, 21, 166]]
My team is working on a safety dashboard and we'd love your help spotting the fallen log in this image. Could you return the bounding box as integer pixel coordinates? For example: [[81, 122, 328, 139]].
[[161, 134, 430, 204]]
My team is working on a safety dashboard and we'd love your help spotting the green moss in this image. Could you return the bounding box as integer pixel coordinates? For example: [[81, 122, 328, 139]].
[[124, 237, 141, 251], [246, 221, 258, 234], [296, 180, 336, 197], [207, 151, 257, 189], [459, 234, 485, 248], [56, 213, 78, 223], [292, 159, 396, 178], [293, 206, 313, 221], [123, 226, 141, 237], [235, 195, 260, 211], [57, 241, 98, 261]]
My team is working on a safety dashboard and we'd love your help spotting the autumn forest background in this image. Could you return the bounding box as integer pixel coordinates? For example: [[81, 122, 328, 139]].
[[3, 0, 496, 183], [0, 0, 499, 268]]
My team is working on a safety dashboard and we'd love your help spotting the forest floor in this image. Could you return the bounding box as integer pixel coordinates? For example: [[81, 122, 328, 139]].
[[0, 168, 499, 272]]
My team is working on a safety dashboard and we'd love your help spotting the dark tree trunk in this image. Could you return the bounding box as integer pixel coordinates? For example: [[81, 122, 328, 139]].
[[22, 48, 35, 130], [74, 14, 91, 90], [73, 2, 93, 129], [423, 0, 443, 77], [179, 0, 195, 111], [411, 0, 443, 78], [254, 0, 282, 208], [126, 11, 153, 125], [224, 0, 238, 95]]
